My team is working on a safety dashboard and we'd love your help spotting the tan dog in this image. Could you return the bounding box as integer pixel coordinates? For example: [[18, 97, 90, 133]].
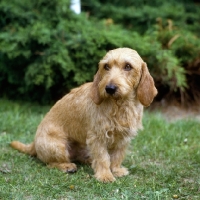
[[11, 48, 157, 182]]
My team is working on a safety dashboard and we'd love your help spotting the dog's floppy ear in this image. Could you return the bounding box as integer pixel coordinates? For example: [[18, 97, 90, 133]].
[[90, 71, 103, 105], [137, 62, 157, 107]]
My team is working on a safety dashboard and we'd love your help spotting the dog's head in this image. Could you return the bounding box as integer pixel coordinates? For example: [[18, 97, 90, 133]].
[[90, 48, 157, 106]]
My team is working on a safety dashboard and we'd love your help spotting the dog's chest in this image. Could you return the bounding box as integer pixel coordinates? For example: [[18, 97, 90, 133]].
[[105, 128, 132, 149], [99, 101, 142, 142]]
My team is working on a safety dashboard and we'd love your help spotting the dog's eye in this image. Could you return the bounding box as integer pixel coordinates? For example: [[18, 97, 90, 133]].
[[124, 64, 132, 71], [104, 64, 110, 71]]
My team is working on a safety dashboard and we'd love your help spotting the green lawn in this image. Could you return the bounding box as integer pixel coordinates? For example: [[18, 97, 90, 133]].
[[0, 99, 199, 200]]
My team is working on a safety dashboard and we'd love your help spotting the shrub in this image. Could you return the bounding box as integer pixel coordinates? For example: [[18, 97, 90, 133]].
[[0, 0, 139, 103], [0, 0, 200, 104], [82, 0, 200, 35], [82, 0, 200, 104]]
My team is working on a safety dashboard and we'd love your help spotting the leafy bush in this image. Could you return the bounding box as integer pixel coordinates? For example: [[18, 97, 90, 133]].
[[0, 0, 137, 103], [0, 0, 200, 104], [82, 0, 200, 104], [153, 19, 200, 102], [82, 0, 200, 35]]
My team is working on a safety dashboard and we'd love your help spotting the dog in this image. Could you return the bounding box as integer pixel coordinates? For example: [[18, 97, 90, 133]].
[[11, 48, 157, 182]]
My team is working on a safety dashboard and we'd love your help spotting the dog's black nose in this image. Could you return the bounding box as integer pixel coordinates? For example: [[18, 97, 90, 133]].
[[105, 85, 117, 95]]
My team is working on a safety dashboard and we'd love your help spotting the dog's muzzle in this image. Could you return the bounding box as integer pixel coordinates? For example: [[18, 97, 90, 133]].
[[105, 84, 117, 95]]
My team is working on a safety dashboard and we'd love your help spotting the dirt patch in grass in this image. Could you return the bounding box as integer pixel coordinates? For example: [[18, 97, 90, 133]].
[[150, 100, 200, 121]]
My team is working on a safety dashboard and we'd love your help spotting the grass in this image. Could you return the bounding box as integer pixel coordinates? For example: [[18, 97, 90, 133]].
[[0, 98, 199, 200]]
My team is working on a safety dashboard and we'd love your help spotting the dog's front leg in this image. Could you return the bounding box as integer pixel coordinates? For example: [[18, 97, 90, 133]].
[[86, 134, 115, 183], [110, 143, 129, 178]]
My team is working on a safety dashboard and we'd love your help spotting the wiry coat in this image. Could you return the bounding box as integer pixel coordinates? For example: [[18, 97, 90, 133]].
[[11, 48, 157, 182]]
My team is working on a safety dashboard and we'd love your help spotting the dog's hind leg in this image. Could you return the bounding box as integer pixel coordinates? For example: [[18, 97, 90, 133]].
[[35, 127, 77, 173], [48, 142, 77, 173], [37, 139, 77, 173]]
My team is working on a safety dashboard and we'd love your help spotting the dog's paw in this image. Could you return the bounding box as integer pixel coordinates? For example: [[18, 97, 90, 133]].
[[48, 162, 77, 173], [112, 167, 129, 177], [95, 172, 116, 183], [66, 163, 77, 173], [61, 163, 77, 173]]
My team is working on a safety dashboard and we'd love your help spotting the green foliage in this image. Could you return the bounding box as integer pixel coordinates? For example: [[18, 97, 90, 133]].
[[0, 0, 72, 102], [0, 0, 150, 102], [0, 0, 133, 103], [0, 0, 200, 103], [82, 0, 200, 35], [82, 0, 200, 103]]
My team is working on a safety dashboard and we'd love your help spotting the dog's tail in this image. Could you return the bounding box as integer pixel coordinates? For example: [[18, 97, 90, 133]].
[[10, 141, 36, 156]]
